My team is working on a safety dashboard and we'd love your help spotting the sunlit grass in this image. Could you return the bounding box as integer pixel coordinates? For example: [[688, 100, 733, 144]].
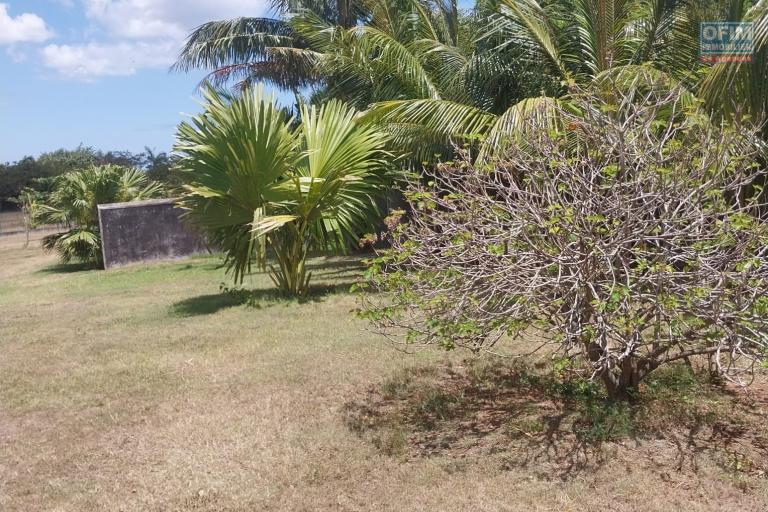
[[1, 231, 767, 511]]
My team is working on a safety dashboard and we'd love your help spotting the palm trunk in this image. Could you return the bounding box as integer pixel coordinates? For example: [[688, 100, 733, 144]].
[[269, 224, 312, 297], [337, 0, 350, 28]]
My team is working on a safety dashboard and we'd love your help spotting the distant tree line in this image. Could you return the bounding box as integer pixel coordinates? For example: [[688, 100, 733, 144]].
[[0, 145, 178, 209]]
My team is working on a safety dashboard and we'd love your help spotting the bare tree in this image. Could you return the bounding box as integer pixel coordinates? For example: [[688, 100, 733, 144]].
[[361, 85, 768, 399]]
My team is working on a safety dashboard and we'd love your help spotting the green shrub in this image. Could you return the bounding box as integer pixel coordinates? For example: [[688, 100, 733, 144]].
[[32, 165, 162, 266], [360, 84, 768, 399]]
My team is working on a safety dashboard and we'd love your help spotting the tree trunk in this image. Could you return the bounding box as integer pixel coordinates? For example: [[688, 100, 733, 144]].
[[337, 0, 350, 28], [599, 357, 656, 401]]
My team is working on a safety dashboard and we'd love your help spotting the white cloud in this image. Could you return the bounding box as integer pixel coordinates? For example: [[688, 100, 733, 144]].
[[0, 3, 54, 44], [41, 40, 177, 78], [40, 0, 270, 79], [83, 0, 268, 39]]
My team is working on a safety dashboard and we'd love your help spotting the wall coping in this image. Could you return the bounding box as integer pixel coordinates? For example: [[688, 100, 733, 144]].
[[97, 197, 181, 211]]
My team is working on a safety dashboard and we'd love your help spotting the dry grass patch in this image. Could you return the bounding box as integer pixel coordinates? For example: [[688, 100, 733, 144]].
[[1, 232, 768, 511]]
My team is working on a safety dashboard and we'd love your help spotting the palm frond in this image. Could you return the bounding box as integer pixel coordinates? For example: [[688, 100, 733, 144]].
[[296, 99, 392, 247], [174, 18, 295, 71], [479, 96, 563, 159], [172, 17, 321, 91], [487, 0, 573, 80], [174, 86, 392, 287], [700, 0, 768, 124], [346, 25, 442, 99], [201, 47, 323, 91], [364, 98, 496, 139], [32, 165, 162, 266]]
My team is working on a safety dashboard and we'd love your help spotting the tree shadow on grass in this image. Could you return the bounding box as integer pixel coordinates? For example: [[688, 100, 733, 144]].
[[170, 262, 226, 273], [170, 280, 357, 317], [305, 256, 365, 272], [36, 262, 99, 274], [170, 290, 258, 316], [341, 361, 604, 479], [342, 360, 768, 481]]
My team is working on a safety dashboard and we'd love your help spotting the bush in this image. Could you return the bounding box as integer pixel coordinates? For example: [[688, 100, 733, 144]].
[[360, 85, 768, 399], [32, 165, 163, 266]]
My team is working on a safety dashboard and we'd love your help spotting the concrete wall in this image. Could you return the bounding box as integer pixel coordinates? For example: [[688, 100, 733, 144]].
[[98, 198, 208, 269]]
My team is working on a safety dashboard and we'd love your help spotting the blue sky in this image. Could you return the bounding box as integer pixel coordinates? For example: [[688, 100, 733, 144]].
[[0, 0, 284, 163]]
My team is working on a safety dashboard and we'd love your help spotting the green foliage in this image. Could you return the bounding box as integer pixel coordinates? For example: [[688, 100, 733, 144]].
[[700, 1, 768, 132], [1, 146, 180, 208], [175, 0, 768, 164], [173, 17, 313, 91], [174, 85, 393, 296], [141, 147, 180, 189], [412, 388, 459, 427], [36, 146, 100, 177], [346, 356, 755, 463], [0, 147, 99, 207], [573, 399, 634, 442], [31, 165, 163, 266], [0, 157, 41, 207], [359, 85, 768, 399]]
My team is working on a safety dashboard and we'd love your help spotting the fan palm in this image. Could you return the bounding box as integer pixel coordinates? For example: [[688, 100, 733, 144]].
[[174, 86, 392, 296], [32, 165, 163, 266]]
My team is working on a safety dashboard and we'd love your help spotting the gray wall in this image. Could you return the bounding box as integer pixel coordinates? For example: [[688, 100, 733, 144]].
[[98, 198, 208, 269]]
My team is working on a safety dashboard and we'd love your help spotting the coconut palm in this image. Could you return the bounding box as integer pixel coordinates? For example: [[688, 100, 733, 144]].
[[172, 0, 372, 92], [700, 0, 768, 135], [361, 0, 705, 157], [32, 165, 163, 266], [176, 0, 766, 158], [280, 0, 563, 160], [174, 17, 314, 92], [174, 86, 392, 296], [174, 0, 551, 114]]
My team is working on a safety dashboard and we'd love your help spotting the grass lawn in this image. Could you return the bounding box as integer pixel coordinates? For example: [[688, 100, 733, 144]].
[[1, 232, 767, 511]]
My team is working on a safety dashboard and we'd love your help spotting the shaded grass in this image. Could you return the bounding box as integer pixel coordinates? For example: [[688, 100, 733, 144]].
[[170, 289, 261, 316], [170, 281, 359, 316], [343, 359, 768, 481], [36, 261, 98, 274]]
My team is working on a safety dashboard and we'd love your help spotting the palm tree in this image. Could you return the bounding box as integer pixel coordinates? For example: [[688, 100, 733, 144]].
[[174, 86, 393, 296], [361, 0, 704, 157], [172, 0, 372, 92], [142, 147, 179, 187], [174, 0, 550, 118], [32, 165, 163, 266], [700, 0, 768, 135], [175, 0, 766, 158], [273, 0, 563, 159], [174, 17, 313, 92]]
